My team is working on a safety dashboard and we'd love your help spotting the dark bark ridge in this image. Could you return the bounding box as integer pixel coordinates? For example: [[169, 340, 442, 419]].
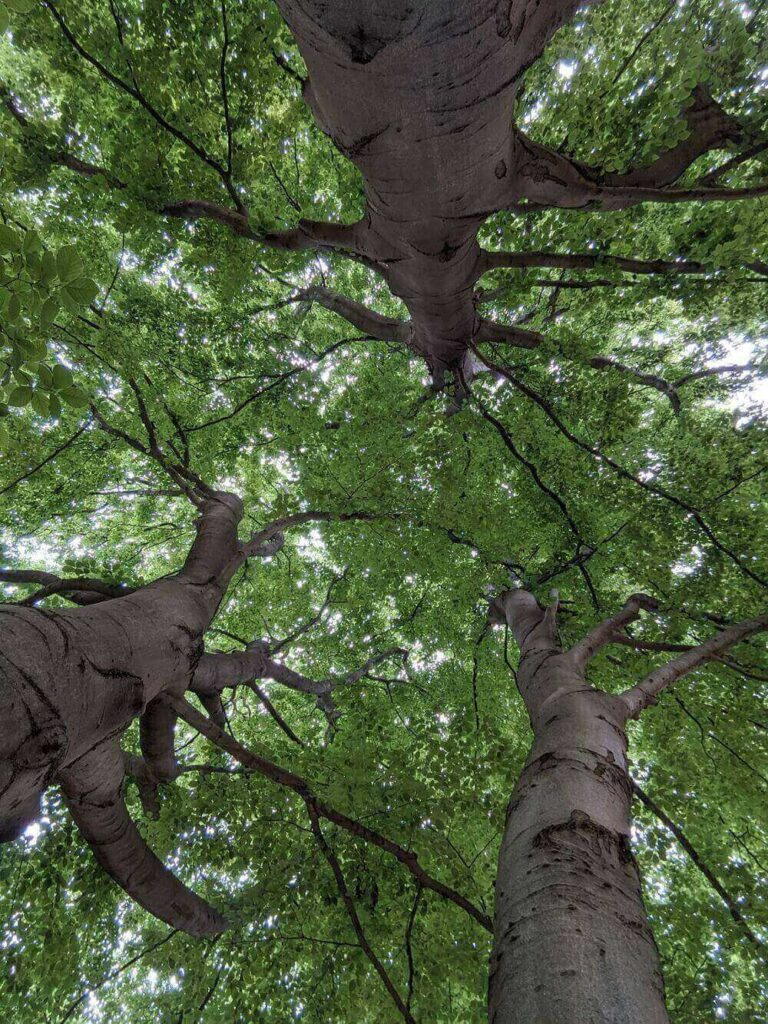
[[487, 588, 767, 1023]]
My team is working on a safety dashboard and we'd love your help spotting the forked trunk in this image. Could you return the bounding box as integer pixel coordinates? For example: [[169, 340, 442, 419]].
[[489, 591, 669, 1024]]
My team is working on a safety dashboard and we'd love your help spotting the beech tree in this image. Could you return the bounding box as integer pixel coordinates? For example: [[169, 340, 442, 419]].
[[1, 1, 767, 1022]]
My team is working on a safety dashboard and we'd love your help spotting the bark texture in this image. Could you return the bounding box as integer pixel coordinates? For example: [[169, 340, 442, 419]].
[[488, 591, 668, 1024], [488, 589, 767, 1021], [0, 492, 246, 935]]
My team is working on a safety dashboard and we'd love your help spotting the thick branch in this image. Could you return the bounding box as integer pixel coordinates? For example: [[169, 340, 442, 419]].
[[569, 594, 658, 670], [513, 87, 764, 210], [481, 249, 707, 277], [59, 739, 226, 937], [620, 616, 768, 719], [139, 696, 180, 783], [0, 569, 132, 606], [301, 286, 411, 344], [476, 318, 545, 351]]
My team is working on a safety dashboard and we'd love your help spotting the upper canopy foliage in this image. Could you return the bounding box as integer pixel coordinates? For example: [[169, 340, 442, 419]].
[[0, 1, 766, 1021]]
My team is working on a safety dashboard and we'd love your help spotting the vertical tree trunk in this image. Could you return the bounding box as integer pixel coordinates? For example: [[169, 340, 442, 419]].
[[488, 591, 669, 1024]]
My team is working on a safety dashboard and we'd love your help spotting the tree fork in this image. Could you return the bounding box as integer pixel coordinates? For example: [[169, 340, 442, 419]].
[[487, 588, 767, 1023]]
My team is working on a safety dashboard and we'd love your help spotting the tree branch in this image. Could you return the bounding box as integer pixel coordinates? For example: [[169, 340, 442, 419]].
[[469, 344, 768, 588], [513, 87, 765, 210], [481, 249, 707, 277], [569, 594, 658, 670], [0, 569, 132, 606], [172, 697, 492, 932], [588, 357, 681, 414], [620, 616, 768, 719], [300, 286, 411, 344], [633, 782, 765, 957], [306, 801, 416, 1023], [58, 739, 226, 937]]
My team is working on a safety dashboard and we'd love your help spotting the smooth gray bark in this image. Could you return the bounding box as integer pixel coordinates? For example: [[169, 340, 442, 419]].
[[488, 591, 669, 1024]]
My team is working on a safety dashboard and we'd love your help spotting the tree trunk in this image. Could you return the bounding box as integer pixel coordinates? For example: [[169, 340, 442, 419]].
[[0, 493, 243, 841], [274, 0, 588, 371], [488, 591, 669, 1024], [0, 493, 248, 934]]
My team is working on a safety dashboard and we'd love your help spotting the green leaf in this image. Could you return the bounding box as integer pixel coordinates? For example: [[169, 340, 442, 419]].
[[7, 385, 33, 407], [0, 224, 20, 253], [40, 250, 57, 285], [40, 295, 59, 325], [31, 391, 50, 417], [55, 245, 84, 285], [63, 277, 98, 307], [51, 364, 74, 390], [59, 385, 89, 408], [22, 229, 41, 256]]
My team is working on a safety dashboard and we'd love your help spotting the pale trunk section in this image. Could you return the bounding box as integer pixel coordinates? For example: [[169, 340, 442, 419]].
[[489, 592, 669, 1024]]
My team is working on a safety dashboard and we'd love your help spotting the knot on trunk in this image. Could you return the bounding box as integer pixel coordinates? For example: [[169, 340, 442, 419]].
[[533, 808, 633, 865]]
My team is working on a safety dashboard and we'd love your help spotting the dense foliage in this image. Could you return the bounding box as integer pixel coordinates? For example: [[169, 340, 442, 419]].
[[0, 1, 766, 1021]]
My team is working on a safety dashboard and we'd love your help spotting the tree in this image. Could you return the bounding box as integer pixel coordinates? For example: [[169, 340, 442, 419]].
[[0, 1, 766, 1021]]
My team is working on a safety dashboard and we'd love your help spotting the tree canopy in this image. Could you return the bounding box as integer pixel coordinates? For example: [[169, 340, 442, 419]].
[[0, 1, 766, 1021]]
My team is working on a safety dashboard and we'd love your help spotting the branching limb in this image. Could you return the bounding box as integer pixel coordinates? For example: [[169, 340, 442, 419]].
[[2, 79, 368, 262], [589, 358, 681, 414], [306, 801, 416, 1024], [0, 421, 89, 498], [270, 572, 346, 655], [299, 286, 411, 344], [192, 642, 407, 731], [140, 695, 180, 783], [620, 616, 768, 720], [475, 318, 545, 351], [569, 594, 659, 670], [241, 510, 378, 559], [469, 343, 767, 588], [172, 697, 492, 932], [0, 569, 132, 606], [512, 87, 765, 210], [633, 783, 765, 957], [58, 739, 227, 937], [469, 390, 584, 546], [481, 249, 707, 277]]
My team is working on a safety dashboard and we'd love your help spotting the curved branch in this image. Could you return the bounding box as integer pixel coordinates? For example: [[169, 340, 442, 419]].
[[589, 357, 681, 415], [469, 344, 768, 588], [569, 594, 658, 670], [481, 249, 707, 277], [0, 570, 132, 606], [139, 696, 180, 783], [59, 740, 227, 937], [301, 286, 411, 344], [306, 801, 415, 1023], [513, 87, 763, 210], [476, 318, 545, 350]]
